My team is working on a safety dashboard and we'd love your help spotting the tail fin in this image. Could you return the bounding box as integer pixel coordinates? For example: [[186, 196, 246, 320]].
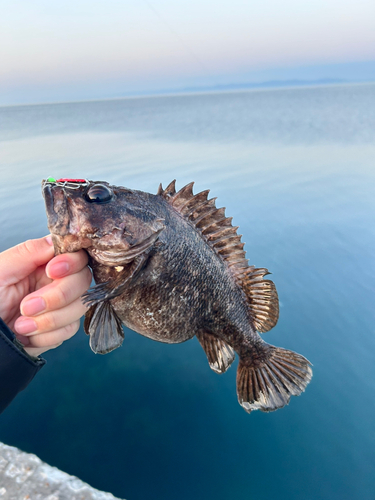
[[236, 345, 312, 413]]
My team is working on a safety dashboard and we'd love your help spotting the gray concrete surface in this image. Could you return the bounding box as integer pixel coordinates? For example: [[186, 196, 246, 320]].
[[0, 443, 124, 500]]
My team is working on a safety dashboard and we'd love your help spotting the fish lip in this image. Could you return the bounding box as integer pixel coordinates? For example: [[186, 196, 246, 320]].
[[42, 183, 59, 227]]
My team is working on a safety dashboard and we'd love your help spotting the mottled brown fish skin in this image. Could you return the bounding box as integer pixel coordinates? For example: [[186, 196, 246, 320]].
[[105, 193, 253, 345], [42, 178, 312, 413]]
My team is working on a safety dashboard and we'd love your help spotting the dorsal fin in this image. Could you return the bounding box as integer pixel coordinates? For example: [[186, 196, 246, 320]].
[[158, 181, 279, 332], [162, 180, 176, 199]]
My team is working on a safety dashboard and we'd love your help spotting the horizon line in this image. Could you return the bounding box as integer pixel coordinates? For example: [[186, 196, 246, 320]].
[[1, 78, 374, 110]]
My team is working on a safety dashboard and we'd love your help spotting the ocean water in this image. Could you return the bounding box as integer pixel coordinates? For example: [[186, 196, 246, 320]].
[[0, 84, 374, 500]]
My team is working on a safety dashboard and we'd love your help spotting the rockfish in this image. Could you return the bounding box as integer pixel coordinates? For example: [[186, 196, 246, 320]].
[[42, 178, 312, 413]]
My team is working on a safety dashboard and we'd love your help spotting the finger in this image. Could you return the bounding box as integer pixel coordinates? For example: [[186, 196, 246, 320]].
[[19, 320, 81, 356], [20, 320, 80, 348], [0, 236, 54, 286], [20, 266, 92, 316], [14, 297, 87, 335], [46, 249, 89, 280], [24, 344, 63, 357]]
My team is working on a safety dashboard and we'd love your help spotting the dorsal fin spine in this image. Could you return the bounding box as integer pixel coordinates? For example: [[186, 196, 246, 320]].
[[164, 180, 176, 197], [213, 234, 243, 247], [218, 243, 245, 254], [192, 205, 219, 225], [207, 226, 239, 241], [195, 208, 226, 228], [180, 194, 214, 216], [188, 198, 215, 220], [171, 182, 195, 206], [201, 217, 233, 235]]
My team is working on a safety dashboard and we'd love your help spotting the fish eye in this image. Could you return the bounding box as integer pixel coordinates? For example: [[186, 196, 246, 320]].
[[86, 184, 113, 203]]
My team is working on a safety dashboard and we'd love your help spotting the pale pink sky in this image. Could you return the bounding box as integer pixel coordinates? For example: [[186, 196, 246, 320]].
[[1, 0, 375, 104]]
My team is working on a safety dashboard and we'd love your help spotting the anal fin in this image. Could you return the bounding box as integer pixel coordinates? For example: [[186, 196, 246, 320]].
[[197, 332, 235, 374], [84, 301, 124, 354]]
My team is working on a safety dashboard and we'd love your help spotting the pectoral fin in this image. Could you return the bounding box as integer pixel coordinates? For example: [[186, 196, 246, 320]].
[[82, 254, 147, 307], [84, 301, 124, 354], [197, 331, 235, 374]]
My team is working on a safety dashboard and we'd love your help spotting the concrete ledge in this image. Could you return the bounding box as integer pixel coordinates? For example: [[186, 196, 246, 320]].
[[0, 442, 124, 500]]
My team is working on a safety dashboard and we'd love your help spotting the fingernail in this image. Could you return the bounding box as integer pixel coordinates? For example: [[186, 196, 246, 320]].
[[14, 318, 37, 335], [45, 235, 53, 246], [47, 261, 69, 278], [21, 297, 46, 316]]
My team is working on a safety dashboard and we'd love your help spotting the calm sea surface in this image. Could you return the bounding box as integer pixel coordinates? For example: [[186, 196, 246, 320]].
[[0, 84, 374, 500]]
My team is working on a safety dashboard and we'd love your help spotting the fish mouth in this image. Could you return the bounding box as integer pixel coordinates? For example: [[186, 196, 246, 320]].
[[42, 178, 93, 253], [42, 179, 88, 226]]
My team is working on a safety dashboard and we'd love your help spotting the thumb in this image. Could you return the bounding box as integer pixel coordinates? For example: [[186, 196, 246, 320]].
[[0, 236, 55, 286]]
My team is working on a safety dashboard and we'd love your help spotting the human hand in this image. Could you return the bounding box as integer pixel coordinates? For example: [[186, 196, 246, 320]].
[[0, 236, 92, 357]]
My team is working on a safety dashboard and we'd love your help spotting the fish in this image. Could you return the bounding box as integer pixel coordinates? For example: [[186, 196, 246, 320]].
[[42, 177, 312, 413]]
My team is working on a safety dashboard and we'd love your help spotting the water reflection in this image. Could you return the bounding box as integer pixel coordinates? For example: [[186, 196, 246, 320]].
[[0, 85, 374, 500]]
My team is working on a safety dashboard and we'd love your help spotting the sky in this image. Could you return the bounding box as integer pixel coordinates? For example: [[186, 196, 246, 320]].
[[1, 0, 375, 105]]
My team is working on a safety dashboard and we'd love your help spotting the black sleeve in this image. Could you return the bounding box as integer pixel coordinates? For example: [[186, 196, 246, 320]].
[[0, 317, 46, 414]]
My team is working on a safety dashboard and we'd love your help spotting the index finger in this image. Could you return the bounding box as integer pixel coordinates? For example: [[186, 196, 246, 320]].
[[46, 249, 90, 280], [0, 236, 54, 287]]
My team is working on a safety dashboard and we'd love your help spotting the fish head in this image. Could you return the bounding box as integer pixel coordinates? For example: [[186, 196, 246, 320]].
[[42, 178, 165, 266]]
